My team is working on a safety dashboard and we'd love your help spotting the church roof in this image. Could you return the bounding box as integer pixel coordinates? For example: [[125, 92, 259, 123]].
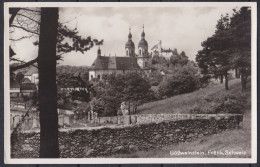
[[125, 40, 135, 48], [138, 39, 148, 47], [89, 56, 140, 71]]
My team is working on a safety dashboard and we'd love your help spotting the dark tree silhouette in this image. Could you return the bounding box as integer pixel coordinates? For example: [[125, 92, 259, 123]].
[[38, 7, 59, 158]]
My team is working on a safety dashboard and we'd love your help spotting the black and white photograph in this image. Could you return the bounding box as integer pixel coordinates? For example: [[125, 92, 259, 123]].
[[4, 2, 257, 164]]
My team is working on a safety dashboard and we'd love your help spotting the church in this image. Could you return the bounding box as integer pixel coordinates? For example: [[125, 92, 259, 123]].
[[89, 26, 150, 80]]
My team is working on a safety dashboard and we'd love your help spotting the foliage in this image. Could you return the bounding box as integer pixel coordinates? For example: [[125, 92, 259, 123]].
[[170, 51, 189, 67], [9, 8, 103, 72], [148, 71, 163, 86], [196, 14, 232, 90], [90, 98, 105, 116], [15, 72, 24, 83], [190, 92, 246, 114], [90, 72, 153, 116], [196, 7, 251, 91], [158, 62, 200, 98], [229, 7, 251, 91], [70, 90, 90, 102]]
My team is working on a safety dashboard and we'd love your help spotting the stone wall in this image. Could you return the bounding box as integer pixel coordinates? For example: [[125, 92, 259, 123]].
[[98, 114, 243, 125], [11, 114, 242, 158]]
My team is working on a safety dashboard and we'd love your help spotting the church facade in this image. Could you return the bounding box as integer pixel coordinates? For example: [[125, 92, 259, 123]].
[[89, 26, 150, 80]]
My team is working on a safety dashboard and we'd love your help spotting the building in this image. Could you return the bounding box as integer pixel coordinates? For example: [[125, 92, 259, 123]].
[[20, 83, 37, 96], [89, 52, 141, 80], [89, 26, 150, 80], [10, 80, 20, 97], [24, 66, 39, 85], [151, 40, 173, 59]]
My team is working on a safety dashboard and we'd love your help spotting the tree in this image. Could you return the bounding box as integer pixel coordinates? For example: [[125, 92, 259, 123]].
[[159, 62, 200, 97], [9, 7, 102, 158], [9, 7, 103, 72], [170, 50, 188, 68], [100, 74, 126, 116], [15, 72, 24, 83], [38, 7, 59, 158], [230, 7, 251, 91], [196, 7, 251, 91], [196, 14, 232, 90], [91, 72, 152, 116], [122, 72, 152, 114]]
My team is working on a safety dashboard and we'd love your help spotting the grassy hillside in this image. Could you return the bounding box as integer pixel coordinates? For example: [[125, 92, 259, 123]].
[[109, 78, 252, 158], [138, 78, 249, 115]]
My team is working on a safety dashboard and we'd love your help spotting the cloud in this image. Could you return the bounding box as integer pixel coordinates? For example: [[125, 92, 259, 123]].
[[10, 6, 237, 66]]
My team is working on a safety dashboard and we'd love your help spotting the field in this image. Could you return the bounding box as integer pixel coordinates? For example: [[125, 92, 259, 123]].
[[110, 78, 252, 158]]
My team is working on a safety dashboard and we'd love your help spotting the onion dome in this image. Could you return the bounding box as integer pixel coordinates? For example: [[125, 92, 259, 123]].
[[125, 27, 135, 48], [138, 25, 148, 47], [125, 39, 135, 48]]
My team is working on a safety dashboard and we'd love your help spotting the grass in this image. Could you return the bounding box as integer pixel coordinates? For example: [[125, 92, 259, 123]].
[[137, 78, 249, 115], [108, 78, 252, 158]]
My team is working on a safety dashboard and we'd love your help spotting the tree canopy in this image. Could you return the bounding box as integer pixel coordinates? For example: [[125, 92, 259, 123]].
[[196, 7, 251, 91]]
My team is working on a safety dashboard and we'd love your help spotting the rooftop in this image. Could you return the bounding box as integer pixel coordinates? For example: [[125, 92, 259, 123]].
[[24, 66, 38, 76], [89, 56, 140, 71]]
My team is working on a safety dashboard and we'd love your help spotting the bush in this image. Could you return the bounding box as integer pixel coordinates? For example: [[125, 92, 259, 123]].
[[22, 95, 30, 102], [189, 92, 246, 114], [158, 64, 200, 97], [211, 93, 246, 114]]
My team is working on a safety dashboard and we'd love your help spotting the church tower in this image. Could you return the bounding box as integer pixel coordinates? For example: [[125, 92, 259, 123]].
[[125, 27, 135, 57], [137, 25, 149, 69]]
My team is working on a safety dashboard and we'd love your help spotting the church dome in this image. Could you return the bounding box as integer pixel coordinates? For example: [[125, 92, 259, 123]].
[[138, 39, 148, 47], [139, 25, 148, 47], [125, 40, 135, 48]]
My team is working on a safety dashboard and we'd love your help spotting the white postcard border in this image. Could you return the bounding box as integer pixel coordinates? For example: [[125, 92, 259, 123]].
[[4, 2, 257, 164]]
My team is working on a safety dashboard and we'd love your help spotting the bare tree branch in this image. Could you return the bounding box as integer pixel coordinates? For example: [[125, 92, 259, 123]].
[[10, 35, 34, 41], [20, 8, 41, 14], [10, 58, 38, 69], [10, 24, 39, 35], [17, 13, 40, 24], [10, 58, 38, 71]]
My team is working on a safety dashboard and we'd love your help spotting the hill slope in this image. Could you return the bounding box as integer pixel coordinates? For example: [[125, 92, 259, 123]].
[[138, 78, 250, 115], [110, 78, 252, 158]]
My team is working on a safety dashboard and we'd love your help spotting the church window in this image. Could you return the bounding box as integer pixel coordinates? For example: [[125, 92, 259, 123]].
[[97, 75, 100, 79], [126, 50, 128, 56], [139, 49, 141, 55]]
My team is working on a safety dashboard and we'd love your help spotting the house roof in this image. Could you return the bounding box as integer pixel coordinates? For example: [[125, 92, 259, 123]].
[[20, 83, 37, 91], [161, 48, 172, 53], [24, 67, 38, 76], [21, 77, 31, 83], [89, 56, 140, 71], [10, 80, 20, 89]]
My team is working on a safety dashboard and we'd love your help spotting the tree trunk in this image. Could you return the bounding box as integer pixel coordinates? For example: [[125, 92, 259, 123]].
[[241, 71, 247, 91], [220, 75, 223, 83], [235, 68, 240, 78], [38, 8, 59, 158], [224, 72, 229, 90]]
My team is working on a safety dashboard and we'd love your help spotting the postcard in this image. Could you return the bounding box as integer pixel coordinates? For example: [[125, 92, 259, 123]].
[[4, 2, 257, 164]]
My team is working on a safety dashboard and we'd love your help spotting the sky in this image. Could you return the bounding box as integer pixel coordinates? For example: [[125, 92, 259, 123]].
[[10, 6, 238, 66]]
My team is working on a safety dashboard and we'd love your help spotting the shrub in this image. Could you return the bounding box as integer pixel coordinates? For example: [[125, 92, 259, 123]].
[[158, 64, 200, 97], [211, 93, 246, 114], [189, 92, 246, 114]]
